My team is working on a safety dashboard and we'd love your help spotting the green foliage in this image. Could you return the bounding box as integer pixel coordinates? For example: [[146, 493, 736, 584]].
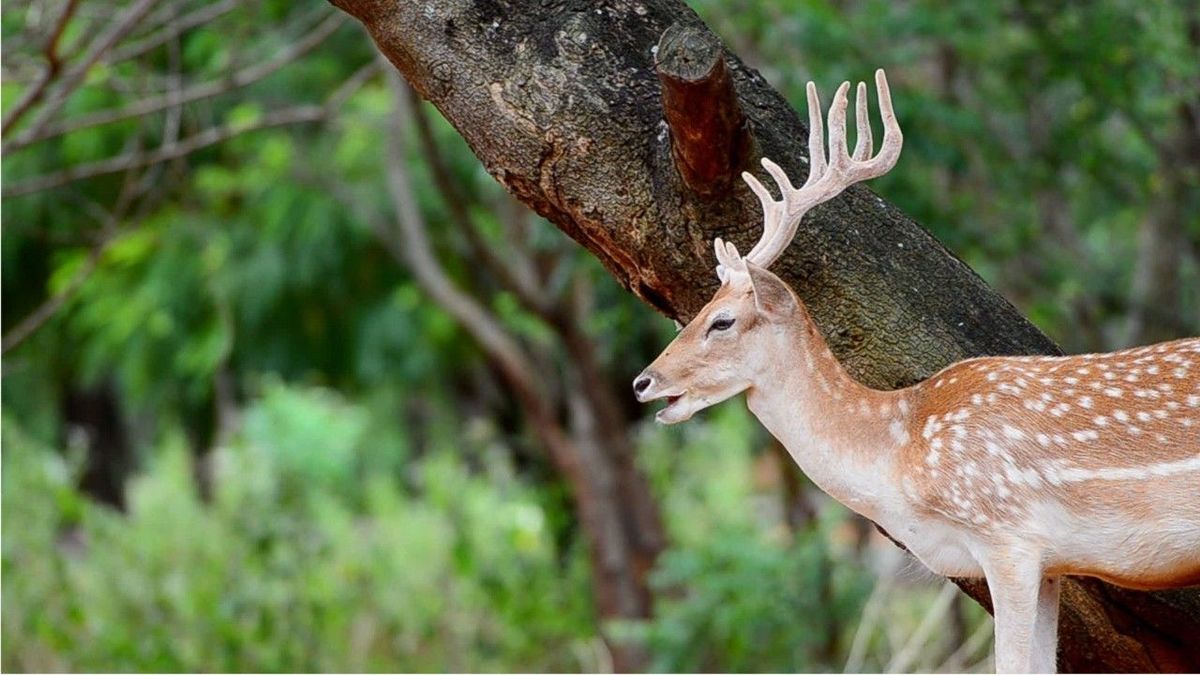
[[2, 391, 595, 673], [640, 527, 869, 672], [3, 389, 891, 673]]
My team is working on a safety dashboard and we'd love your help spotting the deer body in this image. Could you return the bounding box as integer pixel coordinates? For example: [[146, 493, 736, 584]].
[[634, 70, 1200, 673]]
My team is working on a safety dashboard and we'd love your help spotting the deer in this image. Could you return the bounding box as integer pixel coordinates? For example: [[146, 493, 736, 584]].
[[633, 69, 1200, 674]]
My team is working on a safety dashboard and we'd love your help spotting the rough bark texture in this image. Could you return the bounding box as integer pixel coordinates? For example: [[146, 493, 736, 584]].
[[328, 0, 1200, 670]]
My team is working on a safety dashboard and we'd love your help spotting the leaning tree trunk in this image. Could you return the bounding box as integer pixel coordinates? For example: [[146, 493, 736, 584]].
[[328, 0, 1200, 670]]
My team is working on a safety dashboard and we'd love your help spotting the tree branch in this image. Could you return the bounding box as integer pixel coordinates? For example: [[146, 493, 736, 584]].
[[408, 96, 556, 318], [655, 22, 752, 198], [104, 0, 240, 64], [3, 0, 162, 145], [5, 11, 346, 153], [2, 105, 326, 198], [0, 0, 81, 136]]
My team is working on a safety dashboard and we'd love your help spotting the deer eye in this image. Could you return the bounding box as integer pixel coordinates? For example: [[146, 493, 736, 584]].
[[707, 316, 735, 335]]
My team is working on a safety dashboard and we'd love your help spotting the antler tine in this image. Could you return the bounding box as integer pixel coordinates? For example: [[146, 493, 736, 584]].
[[743, 79, 826, 264], [742, 158, 787, 263], [741, 159, 787, 264], [853, 81, 872, 161], [739, 68, 904, 271], [864, 68, 902, 176], [804, 81, 826, 187], [826, 81, 853, 174]]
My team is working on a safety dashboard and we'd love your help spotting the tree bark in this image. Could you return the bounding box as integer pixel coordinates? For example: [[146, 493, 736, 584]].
[[328, 0, 1200, 670]]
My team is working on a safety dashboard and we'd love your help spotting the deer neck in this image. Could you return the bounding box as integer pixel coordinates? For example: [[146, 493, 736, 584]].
[[744, 310, 913, 521]]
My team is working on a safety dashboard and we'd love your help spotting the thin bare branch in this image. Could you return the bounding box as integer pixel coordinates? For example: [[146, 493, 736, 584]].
[[408, 95, 555, 318], [105, 0, 240, 64], [3, 105, 326, 198], [381, 74, 541, 405], [7, 11, 346, 153], [0, 0, 81, 136], [4, 0, 162, 145], [327, 59, 381, 111]]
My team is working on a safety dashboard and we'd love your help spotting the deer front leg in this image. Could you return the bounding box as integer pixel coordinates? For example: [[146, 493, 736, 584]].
[[982, 552, 1043, 674], [1030, 576, 1061, 673]]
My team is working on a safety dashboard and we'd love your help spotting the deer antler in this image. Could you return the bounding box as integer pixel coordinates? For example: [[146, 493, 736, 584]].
[[738, 68, 903, 272]]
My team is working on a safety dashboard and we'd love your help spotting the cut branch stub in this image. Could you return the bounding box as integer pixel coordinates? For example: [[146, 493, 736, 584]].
[[655, 23, 751, 198]]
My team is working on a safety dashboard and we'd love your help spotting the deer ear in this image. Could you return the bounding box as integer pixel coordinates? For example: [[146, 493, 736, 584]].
[[746, 263, 797, 319]]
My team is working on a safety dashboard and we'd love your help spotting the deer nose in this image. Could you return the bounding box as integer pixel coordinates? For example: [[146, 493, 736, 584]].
[[633, 373, 654, 397]]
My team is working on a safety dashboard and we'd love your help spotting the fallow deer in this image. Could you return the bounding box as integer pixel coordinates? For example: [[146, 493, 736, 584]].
[[634, 69, 1200, 674]]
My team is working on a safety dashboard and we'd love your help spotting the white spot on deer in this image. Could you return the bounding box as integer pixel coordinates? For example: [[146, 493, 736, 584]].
[[1042, 466, 1063, 486], [1104, 387, 1123, 398], [922, 416, 937, 440], [1058, 455, 1200, 482], [1113, 410, 1130, 423], [1002, 425, 1025, 441], [1077, 396, 1093, 409]]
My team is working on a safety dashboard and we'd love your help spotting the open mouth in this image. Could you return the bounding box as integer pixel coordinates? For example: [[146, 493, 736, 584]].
[[655, 393, 687, 423]]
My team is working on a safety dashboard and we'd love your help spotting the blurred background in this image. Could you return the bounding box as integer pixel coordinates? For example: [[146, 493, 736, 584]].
[[2, 0, 1197, 671]]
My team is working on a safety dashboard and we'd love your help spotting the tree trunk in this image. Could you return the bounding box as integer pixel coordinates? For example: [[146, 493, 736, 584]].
[[329, 0, 1200, 670]]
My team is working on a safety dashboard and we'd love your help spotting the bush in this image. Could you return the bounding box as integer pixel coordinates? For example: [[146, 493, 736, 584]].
[[1, 387, 594, 673]]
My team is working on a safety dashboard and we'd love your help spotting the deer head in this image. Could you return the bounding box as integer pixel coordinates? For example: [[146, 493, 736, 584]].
[[634, 69, 903, 423]]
